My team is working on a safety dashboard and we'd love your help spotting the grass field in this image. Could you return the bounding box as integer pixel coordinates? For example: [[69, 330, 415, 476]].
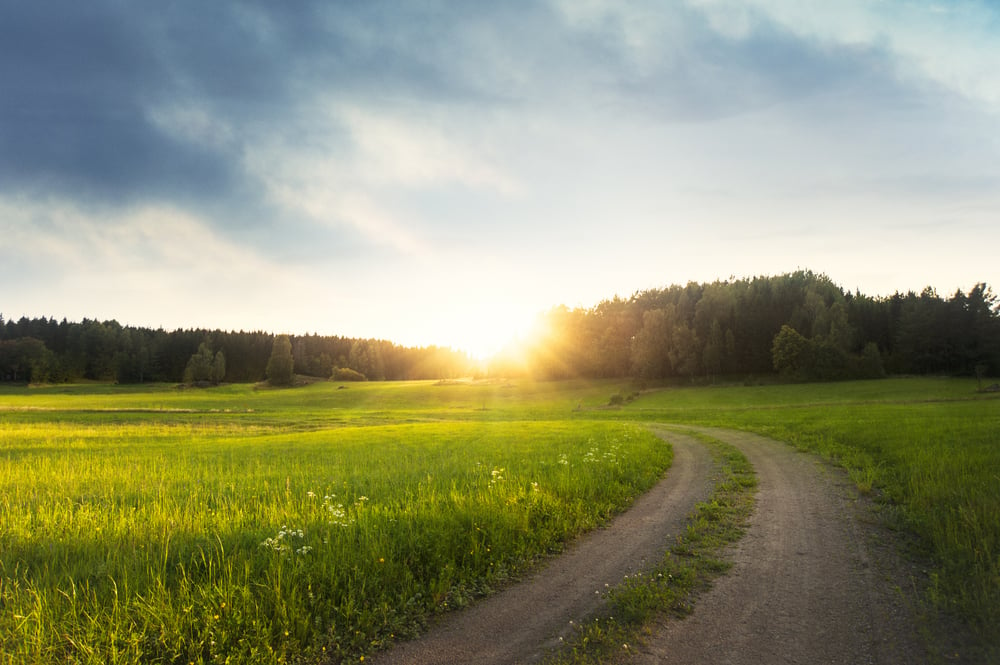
[[0, 380, 670, 664], [2, 377, 998, 662]]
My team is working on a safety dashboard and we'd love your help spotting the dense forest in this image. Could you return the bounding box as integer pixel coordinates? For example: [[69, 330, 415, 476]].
[[498, 271, 1000, 382], [2, 271, 998, 384], [0, 321, 472, 384]]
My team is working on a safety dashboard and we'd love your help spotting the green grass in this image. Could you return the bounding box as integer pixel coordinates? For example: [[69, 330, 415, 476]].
[[2, 377, 998, 662], [0, 380, 669, 664]]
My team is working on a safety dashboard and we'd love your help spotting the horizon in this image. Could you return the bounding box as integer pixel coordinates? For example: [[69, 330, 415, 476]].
[[4, 268, 993, 362]]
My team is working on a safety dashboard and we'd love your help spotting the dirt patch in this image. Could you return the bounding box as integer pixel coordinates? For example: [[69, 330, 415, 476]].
[[369, 431, 715, 665]]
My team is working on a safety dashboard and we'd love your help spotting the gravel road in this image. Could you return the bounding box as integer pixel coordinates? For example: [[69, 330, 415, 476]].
[[370, 427, 926, 665], [627, 427, 926, 665]]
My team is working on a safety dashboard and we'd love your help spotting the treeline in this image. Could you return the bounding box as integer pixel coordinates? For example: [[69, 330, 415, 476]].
[[0, 319, 472, 384], [4, 271, 998, 385], [496, 271, 1000, 382]]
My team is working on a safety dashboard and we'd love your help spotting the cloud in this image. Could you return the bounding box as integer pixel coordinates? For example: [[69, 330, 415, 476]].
[[717, 0, 1000, 108], [0, 196, 301, 326]]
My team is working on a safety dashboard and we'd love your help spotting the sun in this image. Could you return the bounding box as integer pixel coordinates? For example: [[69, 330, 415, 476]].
[[439, 304, 538, 364]]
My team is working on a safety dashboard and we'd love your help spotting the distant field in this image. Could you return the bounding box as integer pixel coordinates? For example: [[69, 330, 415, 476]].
[[1, 377, 997, 662]]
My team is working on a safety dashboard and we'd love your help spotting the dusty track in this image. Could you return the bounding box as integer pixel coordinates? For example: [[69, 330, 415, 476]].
[[371, 428, 926, 665], [629, 428, 925, 665], [371, 431, 714, 665]]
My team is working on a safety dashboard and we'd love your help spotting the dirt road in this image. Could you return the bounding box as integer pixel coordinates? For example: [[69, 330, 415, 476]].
[[370, 428, 925, 665], [628, 428, 925, 665]]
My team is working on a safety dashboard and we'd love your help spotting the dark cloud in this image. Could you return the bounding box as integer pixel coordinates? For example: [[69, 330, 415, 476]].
[[1, 0, 990, 226], [552, 4, 901, 123], [0, 1, 530, 209], [0, 3, 243, 202]]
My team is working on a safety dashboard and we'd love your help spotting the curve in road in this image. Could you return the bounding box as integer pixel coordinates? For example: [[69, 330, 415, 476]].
[[371, 430, 715, 665], [628, 427, 925, 665]]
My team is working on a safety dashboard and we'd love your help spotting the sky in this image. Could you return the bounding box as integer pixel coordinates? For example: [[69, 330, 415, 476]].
[[2, 0, 998, 359]]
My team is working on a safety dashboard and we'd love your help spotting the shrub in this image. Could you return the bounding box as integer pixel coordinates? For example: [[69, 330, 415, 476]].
[[332, 367, 367, 382]]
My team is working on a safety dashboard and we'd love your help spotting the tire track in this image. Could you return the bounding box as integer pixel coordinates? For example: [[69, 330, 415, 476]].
[[629, 427, 925, 665]]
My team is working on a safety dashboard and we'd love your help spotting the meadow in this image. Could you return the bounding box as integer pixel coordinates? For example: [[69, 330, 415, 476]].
[[0, 380, 670, 664], [2, 377, 998, 662]]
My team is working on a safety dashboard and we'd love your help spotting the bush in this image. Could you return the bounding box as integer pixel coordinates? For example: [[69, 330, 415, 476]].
[[332, 367, 367, 382]]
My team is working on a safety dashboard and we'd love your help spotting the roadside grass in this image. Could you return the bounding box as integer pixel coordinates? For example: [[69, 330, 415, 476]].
[[543, 431, 756, 665], [620, 377, 1000, 660], [0, 382, 670, 665]]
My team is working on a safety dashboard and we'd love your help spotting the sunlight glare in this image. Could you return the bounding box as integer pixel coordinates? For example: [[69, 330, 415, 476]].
[[442, 304, 538, 364]]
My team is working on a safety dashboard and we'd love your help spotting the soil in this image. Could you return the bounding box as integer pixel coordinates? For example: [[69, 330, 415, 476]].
[[369, 427, 928, 665]]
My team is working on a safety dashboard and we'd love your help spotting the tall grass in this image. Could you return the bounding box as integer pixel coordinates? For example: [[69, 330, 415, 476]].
[[0, 386, 670, 664]]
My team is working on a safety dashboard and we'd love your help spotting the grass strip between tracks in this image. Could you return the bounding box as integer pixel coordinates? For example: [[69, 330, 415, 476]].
[[544, 429, 756, 664]]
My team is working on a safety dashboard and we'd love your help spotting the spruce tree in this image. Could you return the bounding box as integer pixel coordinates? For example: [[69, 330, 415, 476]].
[[266, 335, 294, 386]]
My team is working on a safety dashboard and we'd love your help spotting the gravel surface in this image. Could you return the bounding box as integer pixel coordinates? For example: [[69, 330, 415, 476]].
[[628, 427, 927, 665]]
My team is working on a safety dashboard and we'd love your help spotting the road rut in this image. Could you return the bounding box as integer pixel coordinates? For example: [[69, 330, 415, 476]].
[[628, 427, 925, 665]]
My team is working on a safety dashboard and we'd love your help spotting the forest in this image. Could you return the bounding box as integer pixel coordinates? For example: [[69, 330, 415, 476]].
[[0, 322, 471, 384], [2, 271, 998, 384], [493, 270, 999, 382]]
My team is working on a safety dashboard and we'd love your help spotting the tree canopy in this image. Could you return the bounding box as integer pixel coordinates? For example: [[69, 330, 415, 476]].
[[501, 271, 1000, 381]]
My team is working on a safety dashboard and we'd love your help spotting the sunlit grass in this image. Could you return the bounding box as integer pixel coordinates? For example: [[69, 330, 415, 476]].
[[0, 383, 670, 664]]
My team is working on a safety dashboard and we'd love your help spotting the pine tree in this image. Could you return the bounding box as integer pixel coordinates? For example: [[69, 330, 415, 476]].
[[266, 335, 294, 386]]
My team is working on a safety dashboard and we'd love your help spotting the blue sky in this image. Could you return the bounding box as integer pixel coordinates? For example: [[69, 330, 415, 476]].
[[2, 1, 998, 358]]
